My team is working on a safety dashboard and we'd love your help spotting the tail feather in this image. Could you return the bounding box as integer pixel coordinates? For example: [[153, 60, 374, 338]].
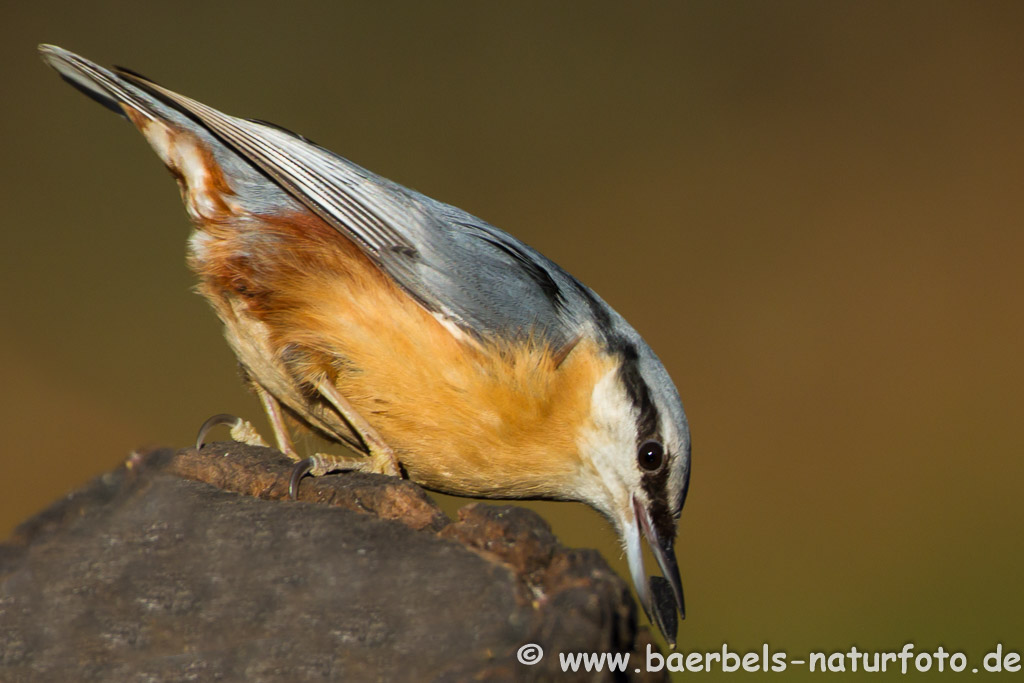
[[38, 45, 162, 123], [38, 44, 302, 222]]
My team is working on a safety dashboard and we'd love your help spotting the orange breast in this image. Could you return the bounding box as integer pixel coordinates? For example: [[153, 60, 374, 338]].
[[120, 105, 614, 498], [190, 209, 615, 499]]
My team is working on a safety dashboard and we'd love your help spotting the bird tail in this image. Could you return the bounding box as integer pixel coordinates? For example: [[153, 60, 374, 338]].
[[38, 44, 181, 126], [38, 44, 297, 223]]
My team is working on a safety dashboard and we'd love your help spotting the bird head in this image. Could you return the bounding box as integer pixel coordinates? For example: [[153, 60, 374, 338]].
[[573, 339, 690, 645]]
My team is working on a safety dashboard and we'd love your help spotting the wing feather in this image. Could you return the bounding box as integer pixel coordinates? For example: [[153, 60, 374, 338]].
[[117, 74, 416, 259], [117, 69, 588, 347]]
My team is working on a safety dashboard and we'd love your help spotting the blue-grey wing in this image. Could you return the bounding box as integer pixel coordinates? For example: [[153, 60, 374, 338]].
[[118, 70, 591, 346], [402, 200, 594, 345]]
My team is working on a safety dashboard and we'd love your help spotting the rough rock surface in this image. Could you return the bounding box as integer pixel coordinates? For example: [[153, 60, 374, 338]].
[[0, 443, 664, 682]]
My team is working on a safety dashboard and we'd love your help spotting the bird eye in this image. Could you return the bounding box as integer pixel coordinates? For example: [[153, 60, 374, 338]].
[[637, 440, 665, 472]]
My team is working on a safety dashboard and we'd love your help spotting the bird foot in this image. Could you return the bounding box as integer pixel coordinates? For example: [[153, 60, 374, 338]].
[[195, 413, 270, 450]]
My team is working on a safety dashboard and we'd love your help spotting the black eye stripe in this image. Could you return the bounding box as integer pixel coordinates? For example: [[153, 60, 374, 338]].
[[616, 343, 676, 542], [616, 344, 660, 442], [639, 441, 676, 544]]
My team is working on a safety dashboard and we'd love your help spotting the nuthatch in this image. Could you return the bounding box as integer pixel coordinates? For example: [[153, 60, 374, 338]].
[[40, 45, 691, 643]]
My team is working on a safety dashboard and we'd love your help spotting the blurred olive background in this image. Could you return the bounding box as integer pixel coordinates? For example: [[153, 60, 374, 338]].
[[3, 1, 1023, 679]]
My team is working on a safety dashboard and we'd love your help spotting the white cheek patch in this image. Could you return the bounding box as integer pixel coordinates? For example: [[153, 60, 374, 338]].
[[573, 366, 639, 517], [655, 416, 689, 518], [588, 367, 637, 446]]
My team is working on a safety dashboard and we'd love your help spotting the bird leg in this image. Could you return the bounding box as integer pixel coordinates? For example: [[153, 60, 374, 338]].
[[314, 379, 401, 477], [255, 384, 298, 459], [287, 378, 401, 499], [195, 377, 399, 498], [194, 384, 297, 459]]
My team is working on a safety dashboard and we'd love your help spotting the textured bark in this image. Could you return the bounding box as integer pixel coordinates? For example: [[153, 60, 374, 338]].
[[0, 443, 664, 682]]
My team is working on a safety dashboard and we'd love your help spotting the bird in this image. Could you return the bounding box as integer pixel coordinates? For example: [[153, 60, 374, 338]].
[[39, 44, 691, 644]]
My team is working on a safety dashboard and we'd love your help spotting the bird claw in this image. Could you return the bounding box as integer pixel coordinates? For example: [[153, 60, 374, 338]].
[[288, 452, 380, 500], [195, 413, 269, 450], [288, 458, 314, 500]]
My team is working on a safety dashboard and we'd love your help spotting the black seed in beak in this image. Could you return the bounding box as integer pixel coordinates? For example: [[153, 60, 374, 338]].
[[650, 576, 679, 647]]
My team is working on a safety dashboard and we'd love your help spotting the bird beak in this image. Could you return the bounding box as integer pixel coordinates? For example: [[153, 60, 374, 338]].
[[625, 494, 685, 646]]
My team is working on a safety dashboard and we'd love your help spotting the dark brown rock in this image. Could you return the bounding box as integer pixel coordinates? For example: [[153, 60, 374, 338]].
[[0, 443, 665, 682]]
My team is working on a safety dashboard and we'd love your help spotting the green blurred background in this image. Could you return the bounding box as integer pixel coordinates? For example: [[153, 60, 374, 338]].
[[3, 1, 1022, 679]]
